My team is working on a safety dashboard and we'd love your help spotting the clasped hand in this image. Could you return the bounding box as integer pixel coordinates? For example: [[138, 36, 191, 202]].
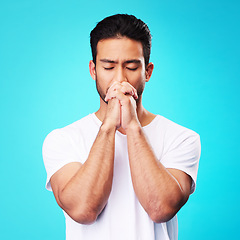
[[103, 82, 139, 130]]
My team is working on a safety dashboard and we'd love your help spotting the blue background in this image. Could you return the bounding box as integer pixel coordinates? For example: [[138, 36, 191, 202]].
[[0, 0, 239, 239]]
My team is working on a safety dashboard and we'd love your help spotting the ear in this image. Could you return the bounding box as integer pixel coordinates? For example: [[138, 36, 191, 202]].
[[145, 62, 154, 82], [89, 60, 96, 81]]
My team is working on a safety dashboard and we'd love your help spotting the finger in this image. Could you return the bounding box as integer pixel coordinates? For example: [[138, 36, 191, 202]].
[[111, 83, 136, 98], [106, 82, 138, 101], [108, 90, 134, 106], [108, 82, 122, 92], [105, 89, 124, 102], [120, 85, 134, 96], [121, 82, 138, 99], [105, 82, 122, 101], [105, 89, 121, 102]]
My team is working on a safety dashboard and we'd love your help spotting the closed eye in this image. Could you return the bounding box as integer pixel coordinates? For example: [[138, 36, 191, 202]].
[[104, 67, 114, 70], [126, 67, 138, 71]]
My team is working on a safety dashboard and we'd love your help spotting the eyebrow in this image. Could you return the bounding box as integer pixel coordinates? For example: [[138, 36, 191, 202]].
[[100, 59, 117, 63], [125, 60, 141, 64], [100, 59, 141, 64]]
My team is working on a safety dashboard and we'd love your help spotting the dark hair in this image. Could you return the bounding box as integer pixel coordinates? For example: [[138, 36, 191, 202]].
[[90, 14, 152, 67]]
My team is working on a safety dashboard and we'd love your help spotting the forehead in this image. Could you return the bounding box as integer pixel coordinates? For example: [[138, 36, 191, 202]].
[[96, 37, 144, 61]]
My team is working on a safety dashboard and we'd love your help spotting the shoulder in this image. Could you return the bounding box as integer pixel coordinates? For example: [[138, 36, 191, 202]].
[[43, 114, 96, 149], [45, 114, 95, 137], [154, 115, 200, 139], [148, 115, 200, 155]]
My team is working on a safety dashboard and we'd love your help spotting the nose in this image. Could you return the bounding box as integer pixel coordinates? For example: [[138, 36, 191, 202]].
[[114, 67, 127, 83]]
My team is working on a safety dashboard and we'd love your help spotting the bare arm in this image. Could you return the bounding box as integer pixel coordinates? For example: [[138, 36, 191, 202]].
[[126, 123, 192, 223], [105, 82, 192, 223], [50, 99, 120, 224]]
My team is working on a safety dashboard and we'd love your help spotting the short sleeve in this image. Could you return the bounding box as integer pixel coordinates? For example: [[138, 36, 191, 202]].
[[161, 131, 201, 194], [42, 129, 83, 191]]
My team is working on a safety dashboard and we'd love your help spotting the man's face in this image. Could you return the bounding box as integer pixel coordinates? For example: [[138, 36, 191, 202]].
[[92, 37, 149, 103]]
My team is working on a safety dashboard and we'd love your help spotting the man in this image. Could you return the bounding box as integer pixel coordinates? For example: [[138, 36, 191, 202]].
[[43, 14, 200, 240]]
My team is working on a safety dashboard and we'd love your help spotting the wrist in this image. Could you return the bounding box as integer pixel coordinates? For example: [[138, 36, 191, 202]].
[[101, 121, 117, 134], [125, 120, 142, 135]]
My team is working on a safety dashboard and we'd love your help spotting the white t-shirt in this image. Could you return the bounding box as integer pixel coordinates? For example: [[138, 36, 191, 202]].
[[42, 113, 201, 240]]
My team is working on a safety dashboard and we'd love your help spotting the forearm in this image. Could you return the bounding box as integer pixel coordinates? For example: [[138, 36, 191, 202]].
[[59, 123, 116, 224], [126, 123, 187, 223]]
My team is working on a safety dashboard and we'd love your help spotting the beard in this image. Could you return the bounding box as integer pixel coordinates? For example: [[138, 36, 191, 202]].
[[95, 74, 145, 104], [95, 75, 108, 104]]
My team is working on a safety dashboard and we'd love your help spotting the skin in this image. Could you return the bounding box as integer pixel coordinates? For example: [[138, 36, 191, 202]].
[[50, 37, 192, 224]]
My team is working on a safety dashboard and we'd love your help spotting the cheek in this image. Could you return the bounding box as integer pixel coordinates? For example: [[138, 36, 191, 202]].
[[97, 67, 113, 80], [96, 69, 114, 90], [128, 71, 145, 85]]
